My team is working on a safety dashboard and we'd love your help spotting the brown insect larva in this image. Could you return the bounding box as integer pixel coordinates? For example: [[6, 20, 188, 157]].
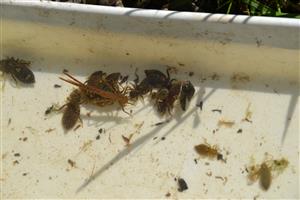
[[62, 89, 82, 131], [259, 163, 272, 191]]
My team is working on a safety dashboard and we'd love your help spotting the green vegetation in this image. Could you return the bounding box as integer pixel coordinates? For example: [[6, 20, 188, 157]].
[[53, 0, 300, 18]]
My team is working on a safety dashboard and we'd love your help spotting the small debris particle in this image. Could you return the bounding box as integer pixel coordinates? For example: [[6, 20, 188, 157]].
[[126, 52, 130, 56], [23, 137, 28, 141], [188, 72, 194, 77], [8, 118, 11, 126], [49, 176, 52, 180], [73, 124, 81, 131], [63, 69, 69, 73], [218, 120, 235, 128], [98, 128, 103, 134], [54, 84, 61, 88], [108, 133, 112, 143], [177, 178, 188, 192], [86, 112, 92, 117], [67, 159, 76, 167], [215, 176, 224, 181], [2, 153, 8, 159], [206, 171, 212, 177], [194, 159, 198, 164], [22, 173, 28, 176], [242, 103, 253, 123], [211, 73, 220, 80], [96, 135, 100, 140], [217, 153, 224, 161], [165, 192, 171, 197], [215, 176, 228, 185], [13, 160, 19, 165], [237, 129, 243, 133], [153, 137, 158, 140], [178, 62, 185, 66], [161, 137, 166, 140], [153, 120, 170, 126], [212, 109, 222, 113], [196, 101, 203, 110], [122, 134, 133, 146], [205, 162, 210, 166], [134, 122, 144, 129], [45, 128, 55, 133], [231, 73, 250, 83], [122, 135, 130, 143], [45, 105, 54, 115], [80, 140, 93, 152], [14, 153, 20, 157]]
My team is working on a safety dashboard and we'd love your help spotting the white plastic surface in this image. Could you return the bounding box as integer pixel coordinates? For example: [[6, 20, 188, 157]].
[[1, 0, 299, 198]]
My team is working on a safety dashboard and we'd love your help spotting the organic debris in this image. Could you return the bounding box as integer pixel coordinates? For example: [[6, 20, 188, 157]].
[[242, 103, 253, 123], [218, 119, 235, 128]]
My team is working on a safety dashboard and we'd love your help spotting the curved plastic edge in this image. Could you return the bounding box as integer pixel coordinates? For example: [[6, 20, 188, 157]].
[[1, 0, 300, 28]]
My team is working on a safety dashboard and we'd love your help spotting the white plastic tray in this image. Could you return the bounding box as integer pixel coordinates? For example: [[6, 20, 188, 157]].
[[1, 0, 299, 198]]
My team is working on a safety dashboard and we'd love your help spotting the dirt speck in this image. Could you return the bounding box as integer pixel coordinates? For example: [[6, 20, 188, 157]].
[[67, 159, 76, 168], [13, 160, 19, 165], [54, 84, 61, 88], [231, 73, 250, 83], [177, 178, 188, 192], [45, 128, 56, 133]]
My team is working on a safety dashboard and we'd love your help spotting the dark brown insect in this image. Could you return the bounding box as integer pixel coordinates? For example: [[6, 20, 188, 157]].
[[129, 78, 152, 100], [85, 71, 106, 89], [179, 81, 195, 111], [156, 80, 182, 115], [61, 89, 82, 131], [194, 141, 224, 161], [0, 57, 35, 84], [151, 88, 169, 103], [144, 69, 170, 88]]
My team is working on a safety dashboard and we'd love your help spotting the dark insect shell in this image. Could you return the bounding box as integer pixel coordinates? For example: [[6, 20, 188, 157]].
[[144, 69, 168, 88], [11, 66, 35, 83], [0, 57, 35, 84], [179, 81, 195, 111]]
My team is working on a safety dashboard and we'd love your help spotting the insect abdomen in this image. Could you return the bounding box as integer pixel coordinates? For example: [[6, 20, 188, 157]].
[[62, 103, 80, 130]]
